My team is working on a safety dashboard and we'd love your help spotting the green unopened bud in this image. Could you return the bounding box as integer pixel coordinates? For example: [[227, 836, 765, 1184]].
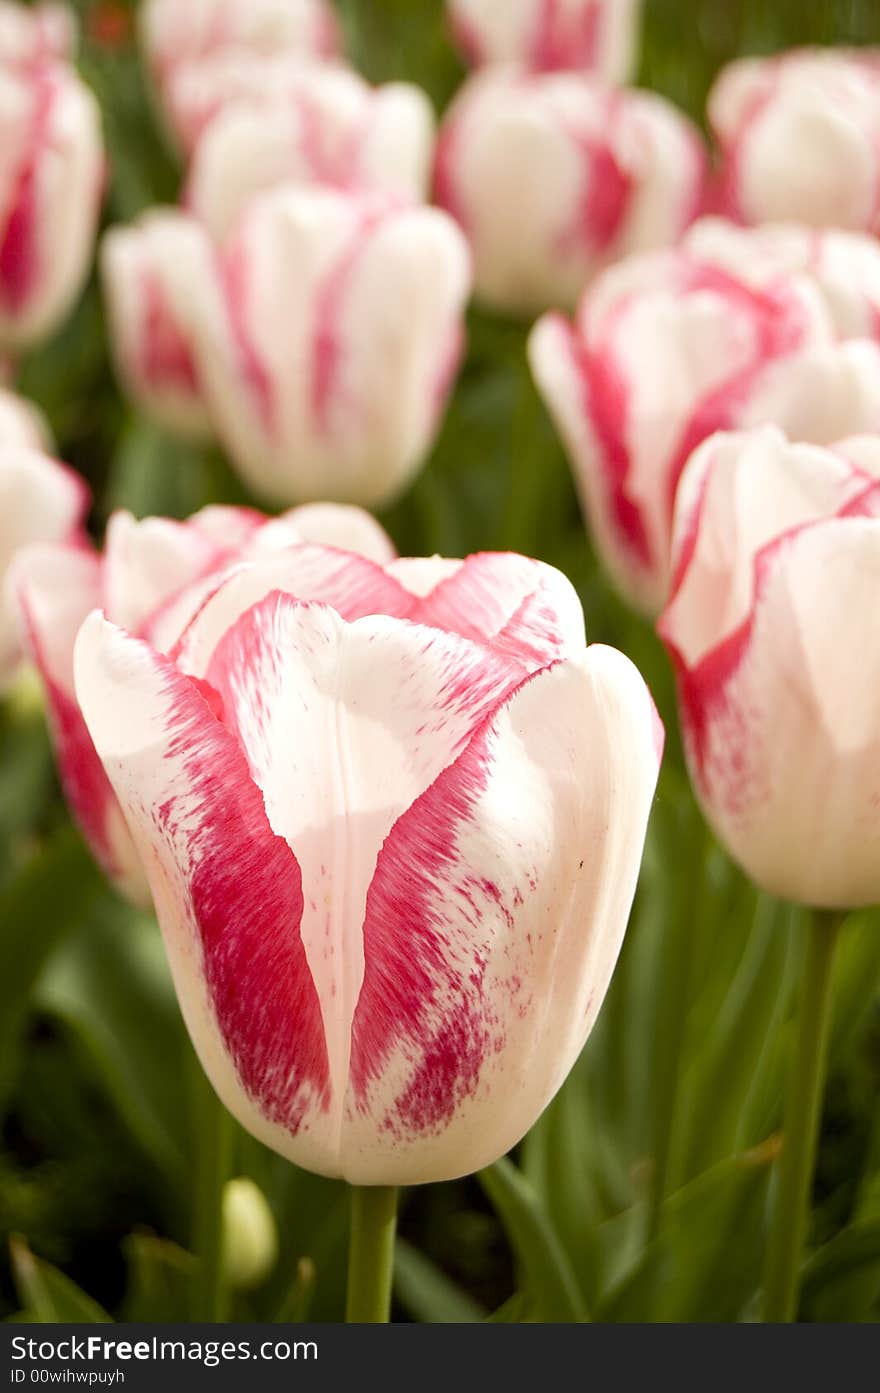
[[221, 1177, 279, 1291]]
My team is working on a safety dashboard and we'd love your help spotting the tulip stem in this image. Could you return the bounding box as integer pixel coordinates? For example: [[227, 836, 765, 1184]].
[[191, 1062, 234, 1322], [345, 1186, 399, 1323], [763, 907, 843, 1322]]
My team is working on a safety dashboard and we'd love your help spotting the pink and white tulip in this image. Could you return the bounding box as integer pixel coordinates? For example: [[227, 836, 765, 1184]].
[[448, 0, 642, 84], [658, 426, 880, 908], [74, 545, 662, 1183], [0, 445, 86, 690], [101, 212, 212, 440], [185, 66, 436, 243], [12, 502, 396, 904], [159, 187, 471, 507], [529, 242, 880, 612], [141, 0, 339, 154], [0, 2, 74, 67], [709, 48, 880, 232], [434, 67, 705, 316], [0, 57, 103, 351]]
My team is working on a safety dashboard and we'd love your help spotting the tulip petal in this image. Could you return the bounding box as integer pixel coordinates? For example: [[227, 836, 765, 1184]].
[[74, 612, 334, 1171], [661, 426, 874, 668], [202, 592, 525, 1119], [675, 516, 880, 907], [405, 551, 587, 666], [345, 644, 662, 1185], [168, 545, 415, 675], [14, 543, 149, 902]]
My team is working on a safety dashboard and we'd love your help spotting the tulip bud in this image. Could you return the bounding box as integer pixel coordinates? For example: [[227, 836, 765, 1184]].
[[0, 2, 75, 66], [448, 0, 642, 84], [185, 66, 436, 243], [12, 503, 396, 904], [221, 1178, 279, 1290], [159, 187, 471, 507], [141, 0, 340, 154], [709, 48, 880, 231], [0, 59, 103, 351], [74, 545, 661, 1183], [658, 426, 880, 908], [101, 212, 212, 440], [683, 218, 880, 344], [0, 445, 86, 691], [434, 67, 705, 316], [530, 242, 880, 612]]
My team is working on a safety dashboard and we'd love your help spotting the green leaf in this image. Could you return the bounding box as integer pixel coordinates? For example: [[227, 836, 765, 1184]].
[[0, 827, 103, 1108], [597, 1144, 777, 1322], [10, 1236, 112, 1323], [37, 898, 189, 1187], [122, 1233, 196, 1323], [394, 1239, 486, 1323], [800, 1219, 880, 1323], [478, 1157, 585, 1322]]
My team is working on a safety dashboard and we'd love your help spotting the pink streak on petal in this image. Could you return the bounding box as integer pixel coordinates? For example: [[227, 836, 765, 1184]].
[[220, 239, 275, 438], [350, 719, 498, 1132], [155, 659, 331, 1129], [561, 312, 653, 569], [530, 0, 600, 73], [310, 203, 390, 435], [139, 267, 200, 394], [0, 65, 55, 312]]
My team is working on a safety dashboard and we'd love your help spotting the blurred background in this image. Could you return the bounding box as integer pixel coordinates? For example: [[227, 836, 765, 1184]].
[[1, 0, 879, 1323]]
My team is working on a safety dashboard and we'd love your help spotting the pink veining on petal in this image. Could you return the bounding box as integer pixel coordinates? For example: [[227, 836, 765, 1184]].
[[559, 96, 634, 259], [350, 719, 499, 1133], [562, 313, 653, 569], [661, 264, 814, 518], [139, 267, 200, 394], [220, 238, 276, 437], [0, 65, 55, 313], [310, 203, 389, 435], [432, 113, 468, 233], [529, 0, 601, 73], [18, 584, 122, 881], [153, 655, 331, 1131]]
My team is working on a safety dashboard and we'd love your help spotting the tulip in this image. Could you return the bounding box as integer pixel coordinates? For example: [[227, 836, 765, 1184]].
[[657, 425, 880, 1320], [185, 66, 436, 243], [158, 186, 471, 507], [12, 502, 396, 904], [658, 425, 880, 908], [682, 217, 880, 344], [101, 211, 213, 440], [0, 57, 103, 351], [447, 0, 642, 84], [0, 445, 86, 691], [0, 1, 75, 66], [434, 67, 706, 316], [709, 47, 880, 232], [141, 0, 339, 154], [74, 544, 662, 1184], [529, 242, 880, 613]]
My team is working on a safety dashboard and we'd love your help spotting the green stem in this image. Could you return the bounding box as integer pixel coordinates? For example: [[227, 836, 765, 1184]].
[[763, 908, 843, 1322], [190, 1062, 234, 1322], [345, 1186, 399, 1323], [646, 823, 709, 1240]]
